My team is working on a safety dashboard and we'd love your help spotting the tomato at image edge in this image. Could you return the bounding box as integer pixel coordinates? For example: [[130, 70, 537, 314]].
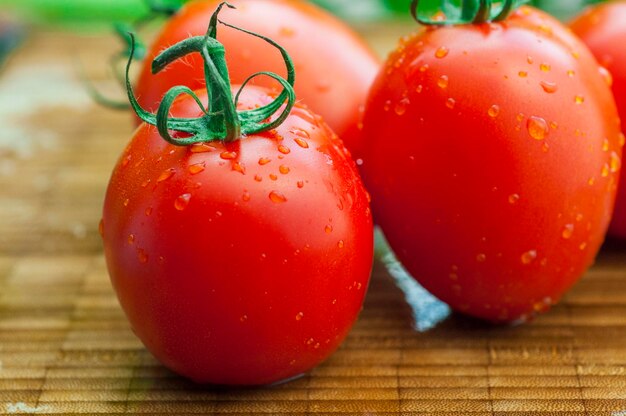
[[361, 5, 622, 323], [570, 0, 626, 239]]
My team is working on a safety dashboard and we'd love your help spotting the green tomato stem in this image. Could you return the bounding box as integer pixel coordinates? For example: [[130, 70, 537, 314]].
[[124, 1, 296, 146], [411, 0, 529, 25]]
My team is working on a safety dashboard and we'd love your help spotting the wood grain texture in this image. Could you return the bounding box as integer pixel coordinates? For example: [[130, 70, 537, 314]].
[[0, 30, 626, 415]]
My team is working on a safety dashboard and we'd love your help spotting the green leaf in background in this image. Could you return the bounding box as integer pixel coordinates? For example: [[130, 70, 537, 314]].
[[0, 0, 185, 26]]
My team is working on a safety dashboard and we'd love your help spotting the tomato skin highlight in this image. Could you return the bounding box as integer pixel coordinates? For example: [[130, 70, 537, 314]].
[[102, 86, 373, 385], [361, 6, 622, 323], [134, 0, 379, 156], [570, 1, 626, 239]]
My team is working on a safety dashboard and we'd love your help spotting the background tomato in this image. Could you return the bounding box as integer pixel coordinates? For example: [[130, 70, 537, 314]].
[[102, 84, 373, 385], [361, 6, 623, 323], [134, 0, 379, 155], [570, 1, 626, 239]]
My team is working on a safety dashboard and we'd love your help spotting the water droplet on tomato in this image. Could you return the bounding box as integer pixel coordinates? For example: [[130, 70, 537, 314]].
[[175, 193, 191, 211], [337, 240, 345, 249], [123, 198, 130, 207], [242, 191, 251, 202], [588, 177, 596, 186], [295, 312, 304, 321], [278, 145, 291, 155], [419, 64, 429, 73], [232, 161, 246, 175], [527, 56, 534, 64], [550, 121, 558, 130], [533, 297, 552, 313], [290, 128, 310, 139], [395, 98, 409, 116], [601, 163, 610, 177], [190, 143, 216, 153], [540, 81, 558, 93], [610, 152, 621, 173], [240, 315, 248, 322], [269, 191, 287, 203], [188, 162, 205, 175], [141, 179, 151, 188], [435, 46, 449, 59], [220, 151, 237, 160], [437, 75, 449, 89], [157, 168, 175, 183], [279, 165, 290, 174], [476, 253, 486, 263], [488, 105, 500, 118], [294, 138, 309, 149], [538, 23, 553, 33], [325, 225, 333, 234], [518, 71, 528, 78], [128, 234, 135, 244], [145, 207, 152, 216], [574, 95, 585, 105], [527, 116, 549, 140], [619, 133, 626, 148], [121, 154, 131, 168], [562, 224, 574, 239], [269, 173, 278, 181], [259, 157, 272, 166], [540, 63, 551, 72], [137, 248, 148, 264], [599, 66, 613, 88], [297, 181, 304, 189], [521, 250, 537, 265]]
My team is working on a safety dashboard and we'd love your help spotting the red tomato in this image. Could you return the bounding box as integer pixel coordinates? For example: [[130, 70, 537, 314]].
[[361, 6, 622, 323], [134, 0, 379, 155], [101, 86, 373, 385], [570, 1, 626, 239]]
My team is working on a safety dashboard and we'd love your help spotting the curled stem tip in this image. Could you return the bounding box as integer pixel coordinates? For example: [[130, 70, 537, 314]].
[[126, 1, 296, 146], [411, 0, 528, 26]]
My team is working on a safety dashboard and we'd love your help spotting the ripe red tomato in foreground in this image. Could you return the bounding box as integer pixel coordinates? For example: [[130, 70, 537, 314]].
[[361, 6, 622, 323], [570, 1, 626, 239], [101, 86, 373, 385], [134, 0, 379, 155]]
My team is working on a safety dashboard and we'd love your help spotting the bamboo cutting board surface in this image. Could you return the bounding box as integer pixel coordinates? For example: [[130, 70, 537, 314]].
[[1, 29, 626, 415]]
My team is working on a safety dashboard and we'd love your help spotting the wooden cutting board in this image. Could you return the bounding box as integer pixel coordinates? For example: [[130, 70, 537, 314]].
[[1, 28, 626, 415]]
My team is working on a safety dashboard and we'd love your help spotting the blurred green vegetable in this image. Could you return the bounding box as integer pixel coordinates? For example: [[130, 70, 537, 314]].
[[0, 0, 185, 26]]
